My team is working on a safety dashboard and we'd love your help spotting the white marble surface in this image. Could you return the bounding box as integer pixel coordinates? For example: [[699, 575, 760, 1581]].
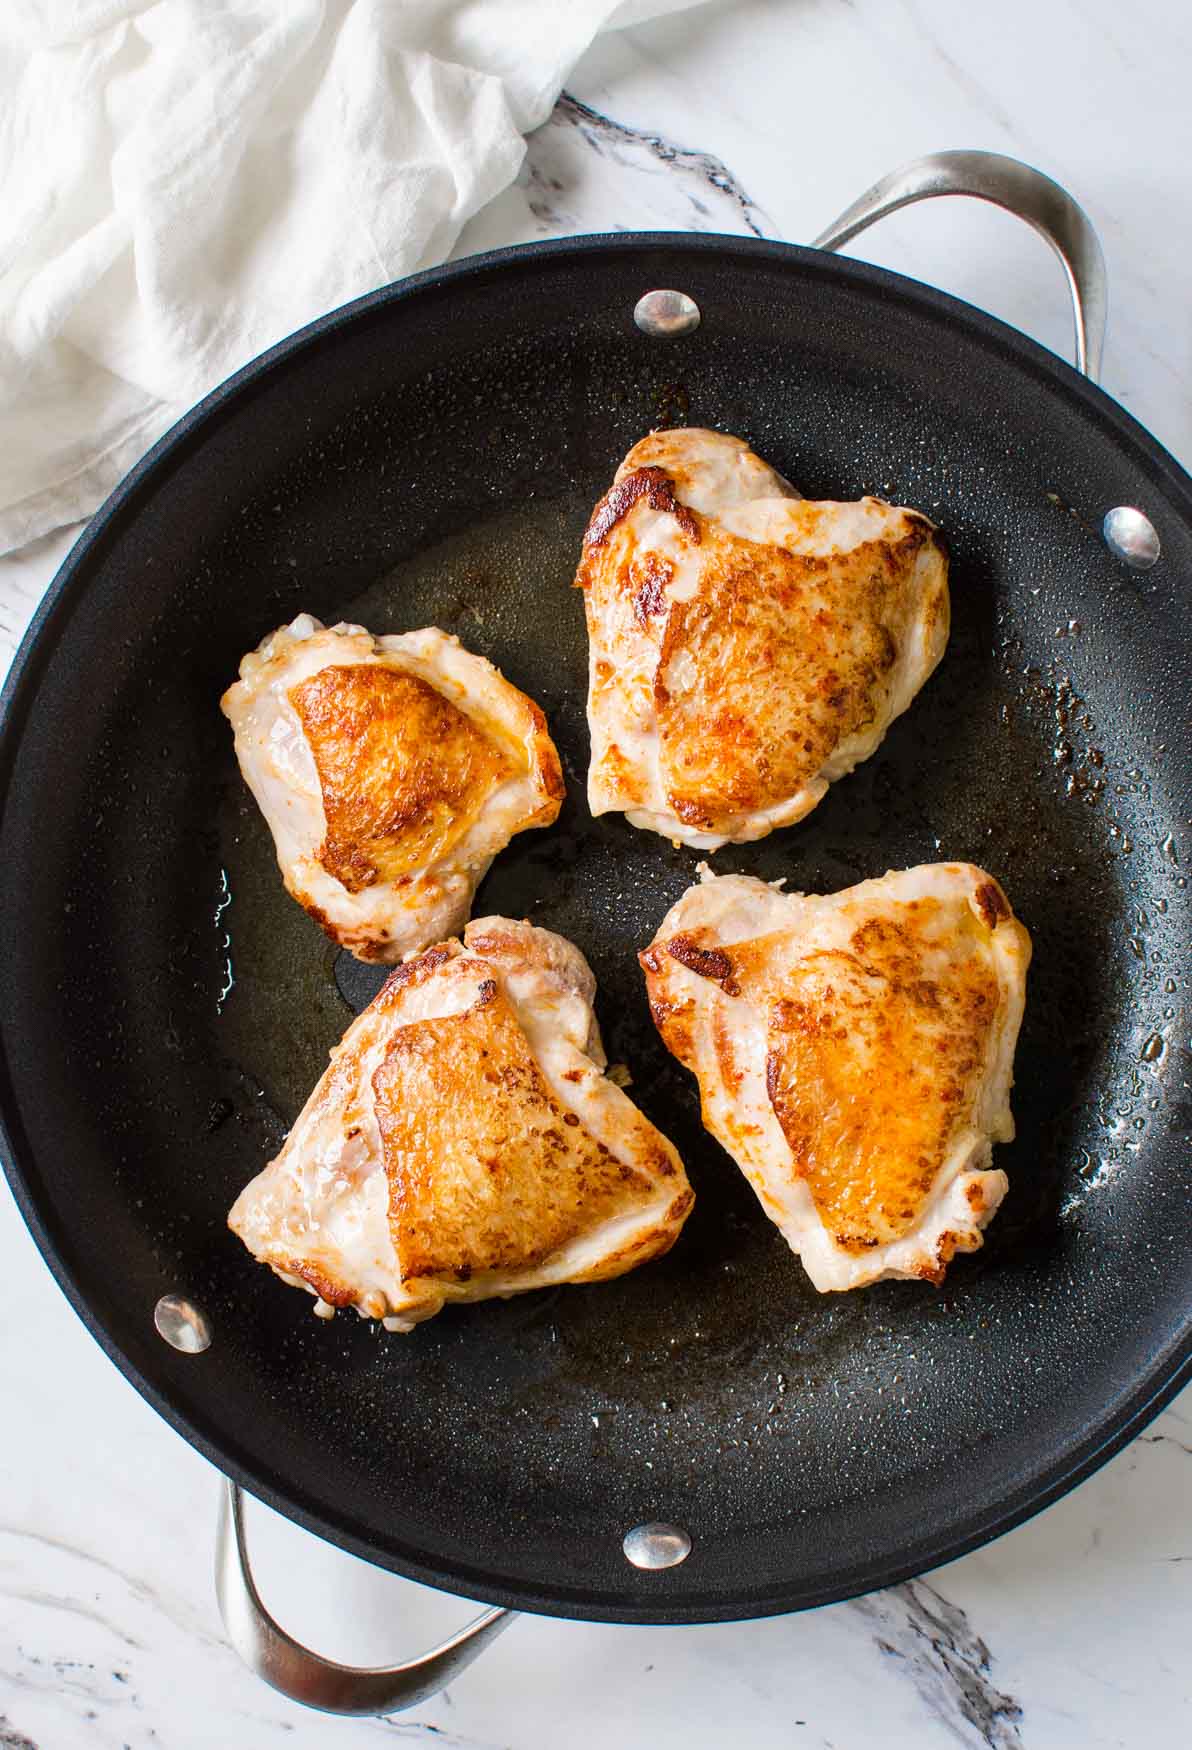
[[3, 1, 1191, 1744]]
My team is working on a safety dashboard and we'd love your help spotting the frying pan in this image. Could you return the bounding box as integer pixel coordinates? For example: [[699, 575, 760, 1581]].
[[1, 149, 1189, 1715]]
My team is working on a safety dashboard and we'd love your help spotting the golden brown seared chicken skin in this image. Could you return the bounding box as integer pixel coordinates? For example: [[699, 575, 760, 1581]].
[[221, 616, 564, 961], [229, 918, 693, 1329], [576, 429, 950, 849], [640, 863, 1031, 1291]]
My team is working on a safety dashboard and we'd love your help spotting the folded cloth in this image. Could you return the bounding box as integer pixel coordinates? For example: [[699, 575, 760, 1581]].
[[0, 0, 696, 555]]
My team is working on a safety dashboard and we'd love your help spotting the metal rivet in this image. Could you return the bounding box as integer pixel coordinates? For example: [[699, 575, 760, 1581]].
[[622, 1522, 692, 1570], [633, 289, 701, 340], [1103, 506, 1160, 569], [154, 1294, 212, 1354]]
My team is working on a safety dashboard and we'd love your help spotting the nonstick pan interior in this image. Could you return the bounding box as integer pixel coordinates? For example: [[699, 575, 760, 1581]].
[[0, 239, 1188, 1622]]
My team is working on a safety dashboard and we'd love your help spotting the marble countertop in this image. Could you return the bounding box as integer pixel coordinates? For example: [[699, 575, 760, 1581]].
[[2, 2, 1190, 1745]]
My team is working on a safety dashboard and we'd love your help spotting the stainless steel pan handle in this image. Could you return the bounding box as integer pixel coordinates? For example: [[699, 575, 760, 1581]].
[[215, 1479, 517, 1716], [812, 148, 1107, 381]]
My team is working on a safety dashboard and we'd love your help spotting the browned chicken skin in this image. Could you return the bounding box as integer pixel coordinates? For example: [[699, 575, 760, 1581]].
[[229, 918, 694, 1328], [641, 864, 1031, 1291], [577, 429, 950, 848], [222, 617, 564, 961]]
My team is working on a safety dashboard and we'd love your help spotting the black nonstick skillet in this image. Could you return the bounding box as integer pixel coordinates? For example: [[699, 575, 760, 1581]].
[[0, 152, 1187, 1712]]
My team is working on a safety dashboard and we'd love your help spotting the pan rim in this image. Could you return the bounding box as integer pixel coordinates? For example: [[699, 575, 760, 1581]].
[[1, 231, 1190, 1624]]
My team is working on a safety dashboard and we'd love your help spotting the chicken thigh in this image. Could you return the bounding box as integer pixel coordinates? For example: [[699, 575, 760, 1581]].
[[230, 918, 693, 1328], [222, 616, 564, 961], [576, 429, 949, 849], [640, 864, 1030, 1291]]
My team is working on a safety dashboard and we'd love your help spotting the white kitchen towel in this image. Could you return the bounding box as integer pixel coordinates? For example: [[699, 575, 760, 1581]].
[[0, 0, 697, 556]]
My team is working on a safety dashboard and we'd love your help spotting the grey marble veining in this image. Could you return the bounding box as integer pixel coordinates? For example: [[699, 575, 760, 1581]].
[[526, 93, 774, 236], [853, 1582, 1023, 1749], [454, 91, 776, 261]]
